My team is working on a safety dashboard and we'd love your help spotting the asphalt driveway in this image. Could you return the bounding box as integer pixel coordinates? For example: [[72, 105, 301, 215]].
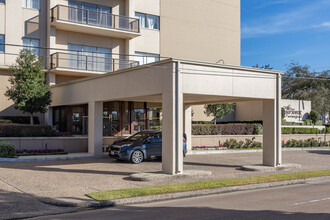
[[1, 150, 330, 219]]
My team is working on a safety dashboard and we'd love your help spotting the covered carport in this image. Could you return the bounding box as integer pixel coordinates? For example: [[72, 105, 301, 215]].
[[50, 58, 282, 175]]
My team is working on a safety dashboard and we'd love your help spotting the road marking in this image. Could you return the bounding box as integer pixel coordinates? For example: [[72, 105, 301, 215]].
[[293, 197, 330, 206]]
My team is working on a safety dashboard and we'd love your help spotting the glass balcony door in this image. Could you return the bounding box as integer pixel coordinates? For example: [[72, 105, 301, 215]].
[[68, 0, 111, 27], [68, 44, 111, 72]]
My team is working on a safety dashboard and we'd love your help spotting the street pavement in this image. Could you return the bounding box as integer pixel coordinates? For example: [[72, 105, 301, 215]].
[[28, 178, 330, 220], [0, 150, 330, 219]]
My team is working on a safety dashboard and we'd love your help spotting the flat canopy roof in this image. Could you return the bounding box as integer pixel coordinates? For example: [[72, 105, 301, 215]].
[[51, 58, 283, 107]]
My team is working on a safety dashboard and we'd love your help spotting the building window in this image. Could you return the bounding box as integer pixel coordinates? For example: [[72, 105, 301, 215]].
[[22, 38, 40, 56], [0, 0, 5, 4], [68, 44, 111, 72], [0, 35, 4, 52], [135, 12, 159, 30], [68, 0, 112, 27], [22, 0, 40, 10], [135, 52, 159, 65]]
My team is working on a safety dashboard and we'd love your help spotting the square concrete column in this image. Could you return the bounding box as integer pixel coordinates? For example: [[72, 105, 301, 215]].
[[263, 99, 281, 166], [184, 105, 192, 152], [88, 101, 103, 156], [47, 72, 56, 86], [162, 62, 183, 175], [45, 107, 53, 126]]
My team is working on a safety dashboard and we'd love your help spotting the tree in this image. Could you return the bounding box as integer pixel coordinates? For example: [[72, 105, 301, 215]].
[[308, 110, 319, 124], [5, 49, 52, 124], [281, 107, 286, 120], [252, 64, 273, 70], [282, 62, 330, 118], [204, 104, 235, 124]]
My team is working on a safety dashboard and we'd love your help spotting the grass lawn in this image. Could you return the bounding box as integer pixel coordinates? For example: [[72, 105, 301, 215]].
[[87, 169, 330, 201]]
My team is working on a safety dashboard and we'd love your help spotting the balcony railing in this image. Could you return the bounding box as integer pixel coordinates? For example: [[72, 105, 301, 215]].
[[51, 5, 140, 33], [51, 52, 139, 73]]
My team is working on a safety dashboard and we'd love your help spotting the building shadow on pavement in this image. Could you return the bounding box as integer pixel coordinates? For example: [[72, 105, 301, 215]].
[[35, 205, 330, 220], [0, 189, 77, 220], [184, 161, 241, 169], [307, 150, 330, 155], [0, 158, 138, 176]]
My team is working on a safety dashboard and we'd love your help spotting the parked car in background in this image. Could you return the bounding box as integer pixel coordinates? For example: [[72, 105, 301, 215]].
[[109, 131, 187, 164]]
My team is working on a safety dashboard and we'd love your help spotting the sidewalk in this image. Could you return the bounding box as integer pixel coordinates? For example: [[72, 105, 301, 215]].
[[0, 150, 329, 219]]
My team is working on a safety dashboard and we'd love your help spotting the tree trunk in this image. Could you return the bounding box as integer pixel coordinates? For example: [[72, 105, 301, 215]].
[[30, 114, 34, 125], [214, 116, 217, 125]]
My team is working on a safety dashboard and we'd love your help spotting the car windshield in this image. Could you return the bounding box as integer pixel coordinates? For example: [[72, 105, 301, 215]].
[[126, 132, 153, 142]]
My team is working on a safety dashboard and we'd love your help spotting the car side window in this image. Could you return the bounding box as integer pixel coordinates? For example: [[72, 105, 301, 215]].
[[149, 133, 162, 143]]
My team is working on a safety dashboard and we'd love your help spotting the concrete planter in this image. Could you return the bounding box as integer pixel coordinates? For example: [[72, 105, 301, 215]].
[[0, 137, 88, 153], [191, 134, 328, 149]]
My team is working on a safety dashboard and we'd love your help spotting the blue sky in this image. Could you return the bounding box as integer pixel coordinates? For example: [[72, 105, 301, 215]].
[[241, 0, 330, 72]]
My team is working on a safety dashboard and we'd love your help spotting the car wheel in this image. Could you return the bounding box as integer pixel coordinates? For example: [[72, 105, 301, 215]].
[[131, 150, 144, 164]]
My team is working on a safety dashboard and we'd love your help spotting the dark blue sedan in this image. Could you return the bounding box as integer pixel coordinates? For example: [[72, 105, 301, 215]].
[[109, 131, 187, 164]]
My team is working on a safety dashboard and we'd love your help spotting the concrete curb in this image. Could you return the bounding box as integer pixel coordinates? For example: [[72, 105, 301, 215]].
[[241, 163, 302, 171], [130, 170, 212, 181], [41, 176, 330, 208], [188, 148, 330, 155]]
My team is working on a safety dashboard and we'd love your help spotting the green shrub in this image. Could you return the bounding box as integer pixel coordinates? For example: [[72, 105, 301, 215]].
[[305, 138, 319, 147], [0, 116, 40, 124], [308, 110, 320, 124], [192, 124, 258, 135], [0, 124, 54, 137], [0, 141, 16, 158], [282, 127, 320, 134], [217, 120, 263, 125], [323, 128, 330, 133], [320, 141, 330, 147], [283, 138, 330, 148], [315, 120, 323, 126], [192, 121, 214, 125], [223, 139, 239, 149], [245, 139, 253, 148], [253, 124, 263, 135], [238, 140, 244, 149], [303, 119, 313, 125], [281, 108, 285, 120], [251, 141, 262, 148], [0, 119, 12, 124]]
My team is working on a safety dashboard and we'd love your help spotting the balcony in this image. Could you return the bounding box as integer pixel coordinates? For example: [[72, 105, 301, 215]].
[[50, 52, 139, 76], [51, 5, 140, 39]]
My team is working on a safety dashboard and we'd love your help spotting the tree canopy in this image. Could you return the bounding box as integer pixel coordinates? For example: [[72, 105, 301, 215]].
[[204, 104, 235, 124], [282, 62, 329, 117], [5, 49, 52, 124]]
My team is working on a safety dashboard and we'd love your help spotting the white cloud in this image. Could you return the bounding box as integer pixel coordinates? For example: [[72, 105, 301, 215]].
[[253, 0, 298, 9], [242, 0, 330, 38], [314, 22, 330, 28]]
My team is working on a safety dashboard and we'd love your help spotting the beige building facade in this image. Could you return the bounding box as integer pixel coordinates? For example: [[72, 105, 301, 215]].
[[1, 1, 285, 175], [0, 0, 240, 123]]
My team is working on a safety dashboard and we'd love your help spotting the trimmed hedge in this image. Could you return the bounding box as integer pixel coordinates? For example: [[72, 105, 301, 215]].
[[323, 127, 330, 133], [192, 124, 262, 135], [192, 120, 263, 125], [223, 138, 262, 149], [0, 119, 12, 124], [0, 116, 40, 124], [0, 141, 16, 158], [0, 124, 54, 137], [193, 124, 328, 135], [284, 138, 330, 148], [282, 127, 321, 134]]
